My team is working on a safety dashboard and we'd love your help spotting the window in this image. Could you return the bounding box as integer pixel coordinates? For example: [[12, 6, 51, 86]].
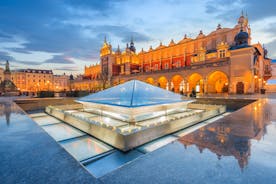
[[219, 50, 226, 58]]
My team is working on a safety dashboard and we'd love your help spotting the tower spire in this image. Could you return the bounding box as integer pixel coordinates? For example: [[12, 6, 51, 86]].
[[116, 44, 121, 53], [129, 36, 136, 53], [130, 36, 134, 44], [5, 60, 10, 73]]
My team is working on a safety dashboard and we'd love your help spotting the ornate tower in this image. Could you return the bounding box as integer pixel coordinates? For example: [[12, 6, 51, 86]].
[[0, 60, 19, 95], [4, 60, 11, 81], [100, 37, 115, 83], [129, 37, 136, 53]]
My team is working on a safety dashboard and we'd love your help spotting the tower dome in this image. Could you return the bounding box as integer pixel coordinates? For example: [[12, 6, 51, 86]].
[[234, 28, 249, 46], [69, 74, 74, 80]]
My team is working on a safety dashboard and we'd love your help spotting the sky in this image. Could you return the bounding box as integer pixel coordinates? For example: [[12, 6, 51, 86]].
[[0, 0, 276, 75]]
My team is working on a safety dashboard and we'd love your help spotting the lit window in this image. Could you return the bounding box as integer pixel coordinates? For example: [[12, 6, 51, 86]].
[[219, 50, 226, 58]]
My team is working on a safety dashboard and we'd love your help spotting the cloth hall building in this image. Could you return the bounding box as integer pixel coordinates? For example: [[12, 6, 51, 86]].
[[75, 13, 272, 94]]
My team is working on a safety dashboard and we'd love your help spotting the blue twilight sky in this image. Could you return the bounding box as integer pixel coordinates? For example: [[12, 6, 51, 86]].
[[0, 0, 276, 75]]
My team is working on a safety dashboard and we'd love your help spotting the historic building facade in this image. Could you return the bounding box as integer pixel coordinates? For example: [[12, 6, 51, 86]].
[[72, 13, 272, 94], [53, 74, 70, 92], [0, 67, 4, 83], [84, 63, 101, 79], [11, 69, 54, 92]]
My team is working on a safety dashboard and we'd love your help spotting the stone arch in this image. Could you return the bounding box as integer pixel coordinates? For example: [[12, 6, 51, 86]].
[[171, 75, 184, 93], [157, 76, 168, 89], [207, 71, 229, 93], [145, 77, 154, 85], [187, 73, 203, 93]]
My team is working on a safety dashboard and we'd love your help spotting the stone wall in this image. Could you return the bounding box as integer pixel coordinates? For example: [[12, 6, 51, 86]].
[[15, 97, 78, 111]]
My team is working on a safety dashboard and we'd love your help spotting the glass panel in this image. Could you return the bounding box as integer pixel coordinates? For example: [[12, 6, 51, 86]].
[[78, 80, 134, 107], [137, 135, 178, 153], [89, 116, 128, 127], [61, 136, 113, 161], [64, 110, 79, 113], [42, 123, 85, 141], [117, 125, 142, 134], [78, 80, 186, 107], [32, 115, 61, 126], [85, 150, 143, 178], [29, 112, 48, 118], [132, 80, 184, 106], [71, 111, 97, 118]]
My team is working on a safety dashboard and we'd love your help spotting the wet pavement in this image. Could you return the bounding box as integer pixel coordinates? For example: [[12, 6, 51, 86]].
[[0, 99, 98, 184], [0, 95, 275, 184]]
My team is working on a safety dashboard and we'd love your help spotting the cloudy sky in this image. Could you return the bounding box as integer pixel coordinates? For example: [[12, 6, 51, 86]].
[[0, 0, 275, 74]]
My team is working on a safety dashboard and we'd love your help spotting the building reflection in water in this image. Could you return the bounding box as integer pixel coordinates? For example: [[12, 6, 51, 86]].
[[0, 102, 22, 126], [178, 100, 272, 170]]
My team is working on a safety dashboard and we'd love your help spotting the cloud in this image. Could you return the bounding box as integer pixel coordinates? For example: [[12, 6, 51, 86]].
[[8, 48, 31, 54], [17, 61, 42, 65], [0, 0, 275, 73], [44, 55, 75, 64], [0, 51, 14, 61], [205, 0, 276, 22], [0, 32, 13, 39], [53, 66, 80, 71], [266, 39, 276, 58]]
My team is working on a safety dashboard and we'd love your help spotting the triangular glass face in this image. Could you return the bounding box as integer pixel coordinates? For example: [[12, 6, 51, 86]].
[[78, 80, 184, 107]]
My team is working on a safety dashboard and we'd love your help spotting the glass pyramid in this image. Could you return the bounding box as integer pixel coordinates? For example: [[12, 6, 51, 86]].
[[78, 80, 184, 108]]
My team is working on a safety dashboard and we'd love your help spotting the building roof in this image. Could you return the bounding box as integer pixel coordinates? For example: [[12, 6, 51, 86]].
[[15, 69, 53, 74], [78, 80, 185, 107]]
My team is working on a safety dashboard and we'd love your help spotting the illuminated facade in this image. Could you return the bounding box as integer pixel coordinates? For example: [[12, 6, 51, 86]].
[[11, 69, 54, 92], [84, 63, 101, 79], [0, 67, 3, 83], [73, 13, 272, 94], [179, 100, 271, 169], [53, 74, 70, 92]]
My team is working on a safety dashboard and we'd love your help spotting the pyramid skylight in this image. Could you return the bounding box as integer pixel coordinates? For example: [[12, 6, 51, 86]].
[[78, 80, 184, 107]]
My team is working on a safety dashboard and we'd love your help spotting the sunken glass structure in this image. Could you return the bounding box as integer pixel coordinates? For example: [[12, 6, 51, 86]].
[[46, 80, 226, 151], [76, 80, 192, 123], [78, 80, 184, 107]]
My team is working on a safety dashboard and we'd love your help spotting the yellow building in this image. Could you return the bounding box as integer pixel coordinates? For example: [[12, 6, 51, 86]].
[[53, 74, 70, 92], [84, 63, 101, 79], [0, 67, 4, 83], [11, 69, 54, 92], [73, 13, 272, 94]]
